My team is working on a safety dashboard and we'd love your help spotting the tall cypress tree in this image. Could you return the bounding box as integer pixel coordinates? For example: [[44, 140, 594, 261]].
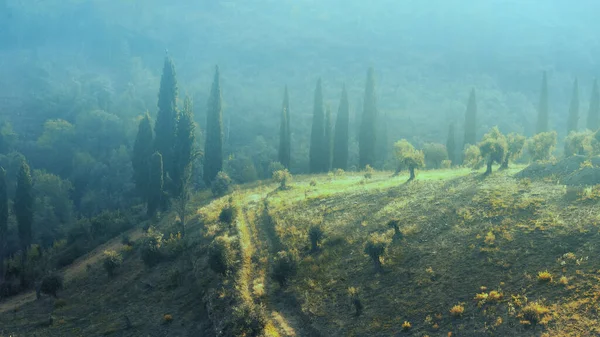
[[15, 161, 33, 258], [536, 71, 549, 134], [173, 96, 196, 197], [446, 123, 456, 165], [375, 112, 389, 168], [278, 86, 291, 169], [324, 105, 333, 171], [204, 66, 224, 185], [359, 67, 378, 169], [309, 78, 325, 173], [132, 113, 154, 199], [587, 78, 600, 131], [173, 96, 196, 235], [567, 78, 579, 134], [332, 85, 349, 170], [148, 152, 164, 217], [463, 88, 477, 153], [0, 168, 7, 281], [154, 55, 179, 183]]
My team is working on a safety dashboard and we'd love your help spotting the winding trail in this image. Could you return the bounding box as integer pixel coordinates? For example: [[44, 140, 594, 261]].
[[257, 197, 322, 337]]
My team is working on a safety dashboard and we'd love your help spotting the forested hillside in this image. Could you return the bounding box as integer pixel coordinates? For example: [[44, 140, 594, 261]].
[[2, 2, 600, 336]]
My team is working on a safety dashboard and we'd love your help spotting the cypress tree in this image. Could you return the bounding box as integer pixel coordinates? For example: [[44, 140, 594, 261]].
[[309, 78, 325, 173], [154, 55, 179, 183], [173, 96, 196, 236], [463, 89, 477, 152], [567, 78, 579, 134], [587, 78, 600, 131], [0, 168, 7, 282], [204, 66, 224, 185], [332, 85, 349, 170], [446, 123, 456, 165], [285, 88, 291, 163], [173, 96, 196, 197], [278, 86, 291, 169], [15, 161, 33, 259], [148, 152, 164, 217], [359, 67, 378, 169], [324, 105, 333, 171], [536, 71, 549, 134], [132, 113, 153, 199], [375, 112, 389, 168]]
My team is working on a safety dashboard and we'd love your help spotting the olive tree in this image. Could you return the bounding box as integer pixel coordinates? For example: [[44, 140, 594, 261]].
[[393, 140, 425, 182]]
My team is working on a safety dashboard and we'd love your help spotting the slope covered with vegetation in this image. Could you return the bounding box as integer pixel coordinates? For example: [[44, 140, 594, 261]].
[[3, 165, 600, 337]]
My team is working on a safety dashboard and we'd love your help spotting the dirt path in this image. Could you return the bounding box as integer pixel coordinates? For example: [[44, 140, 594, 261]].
[[257, 198, 322, 337], [0, 228, 143, 314]]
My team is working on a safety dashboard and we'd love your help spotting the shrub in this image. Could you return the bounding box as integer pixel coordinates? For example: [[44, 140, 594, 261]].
[[502, 132, 527, 169], [103, 250, 123, 277], [526, 131, 557, 162], [564, 130, 594, 157], [474, 292, 489, 306], [559, 276, 569, 285], [219, 204, 236, 225], [163, 232, 184, 259], [348, 287, 362, 316], [308, 225, 324, 252], [226, 155, 258, 183], [208, 236, 235, 275], [402, 321, 412, 331], [140, 227, 164, 268], [423, 143, 448, 169], [272, 250, 298, 286], [231, 303, 267, 337], [272, 169, 292, 189], [309, 180, 317, 187], [41, 273, 63, 298], [211, 171, 232, 197], [463, 144, 483, 170], [450, 304, 465, 317], [121, 244, 133, 254], [520, 301, 550, 324], [334, 168, 345, 177], [488, 290, 503, 302], [537, 270, 552, 282], [364, 232, 392, 271], [267, 161, 285, 176], [363, 164, 375, 179], [441, 159, 452, 169]]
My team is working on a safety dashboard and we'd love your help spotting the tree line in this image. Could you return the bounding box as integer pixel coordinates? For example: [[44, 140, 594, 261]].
[[136, 57, 600, 202]]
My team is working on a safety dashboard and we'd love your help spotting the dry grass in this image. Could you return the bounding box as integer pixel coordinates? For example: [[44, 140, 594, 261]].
[[6, 164, 600, 336]]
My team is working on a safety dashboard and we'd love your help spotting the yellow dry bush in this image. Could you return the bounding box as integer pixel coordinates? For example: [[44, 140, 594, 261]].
[[484, 231, 496, 245], [402, 321, 412, 331], [558, 276, 569, 285], [449, 304, 465, 317], [537, 270, 553, 282], [488, 290, 503, 303], [520, 302, 550, 324], [474, 292, 488, 306]]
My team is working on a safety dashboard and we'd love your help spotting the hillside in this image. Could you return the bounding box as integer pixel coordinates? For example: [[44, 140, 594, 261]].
[[2, 166, 600, 336]]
